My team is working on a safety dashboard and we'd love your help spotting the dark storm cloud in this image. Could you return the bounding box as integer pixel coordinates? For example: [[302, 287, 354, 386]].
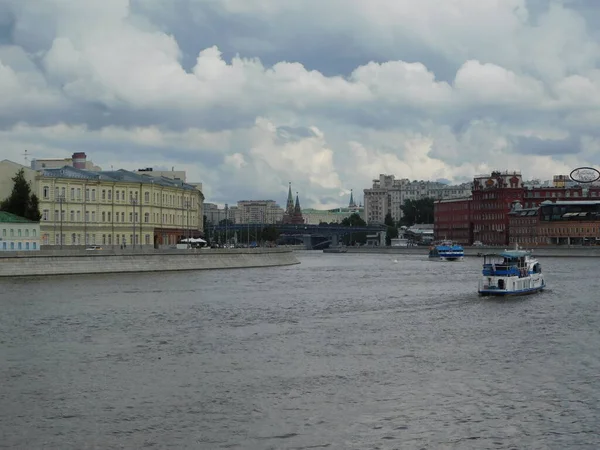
[[513, 135, 582, 156]]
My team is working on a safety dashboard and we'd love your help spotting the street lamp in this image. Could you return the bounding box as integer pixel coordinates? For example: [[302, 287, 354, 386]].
[[58, 194, 65, 249], [131, 198, 138, 249], [184, 198, 191, 248], [225, 203, 229, 247]]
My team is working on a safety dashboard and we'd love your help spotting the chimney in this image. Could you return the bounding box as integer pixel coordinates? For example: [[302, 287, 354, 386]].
[[72, 152, 87, 169]]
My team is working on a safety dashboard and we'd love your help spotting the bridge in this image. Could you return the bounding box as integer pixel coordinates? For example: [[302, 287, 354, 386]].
[[208, 223, 387, 249]]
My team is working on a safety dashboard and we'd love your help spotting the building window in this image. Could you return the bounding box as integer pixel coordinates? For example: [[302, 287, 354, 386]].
[[77, 211, 81, 221], [85, 211, 89, 222], [55, 187, 59, 199], [72, 233, 76, 244], [134, 212, 138, 222], [108, 190, 112, 200], [91, 211, 96, 222], [25, 229, 29, 237], [71, 187, 75, 200], [91, 189, 96, 201], [102, 234, 106, 245], [33, 229, 36, 237], [116, 190, 120, 201], [129, 212, 133, 222], [102, 211, 106, 222], [144, 212, 149, 223], [108, 212, 111, 222], [144, 192, 150, 203], [32, 243, 36, 250], [108, 235, 112, 245], [102, 190, 106, 200], [121, 212, 125, 222], [1, 229, 5, 237], [18, 229, 21, 237], [61, 187, 66, 197], [86, 189, 90, 201], [70, 210, 74, 221], [10, 242, 14, 250], [145, 234, 150, 245], [77, 188, 81, 200], [43, 186, 49, 199]]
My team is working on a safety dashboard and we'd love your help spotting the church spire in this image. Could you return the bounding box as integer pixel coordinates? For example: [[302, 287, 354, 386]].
[[294, 192, 301, 214], [286, 181, 294, 214], [349, 189, 356, 208]]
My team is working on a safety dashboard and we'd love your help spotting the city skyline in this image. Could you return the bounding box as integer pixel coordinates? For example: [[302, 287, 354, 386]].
[[2, 1, 600, 208]]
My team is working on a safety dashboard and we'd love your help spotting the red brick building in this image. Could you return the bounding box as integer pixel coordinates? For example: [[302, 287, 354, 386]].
[[537, 200, 600, 245], [522, 186, 600, 209], [508, 205, 541, 246], [471, 171, 524, 246], [434, 171, 600, 246], [433, 197, 472, 244]]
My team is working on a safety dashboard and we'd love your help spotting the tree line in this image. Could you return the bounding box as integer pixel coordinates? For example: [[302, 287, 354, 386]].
[[0, 169, 41, 221]]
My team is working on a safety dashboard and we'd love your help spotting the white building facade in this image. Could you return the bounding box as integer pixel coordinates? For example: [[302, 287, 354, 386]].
[[0, 212, 41, 251], [363, 174, 472, 224], [236, 200, 284, 224]]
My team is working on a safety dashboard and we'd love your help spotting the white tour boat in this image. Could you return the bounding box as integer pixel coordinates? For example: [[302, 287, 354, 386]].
[[478, 247, 545, 296]]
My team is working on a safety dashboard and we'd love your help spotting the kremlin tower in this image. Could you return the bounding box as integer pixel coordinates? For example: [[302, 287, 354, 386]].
[[282, 182, 305, 224]]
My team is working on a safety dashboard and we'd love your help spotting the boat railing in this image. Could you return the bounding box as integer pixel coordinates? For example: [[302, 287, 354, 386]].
[[482, 263, 529, 278]]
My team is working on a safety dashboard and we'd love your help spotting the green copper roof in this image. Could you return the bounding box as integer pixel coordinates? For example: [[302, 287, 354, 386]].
[[0, 211, 35, 223]]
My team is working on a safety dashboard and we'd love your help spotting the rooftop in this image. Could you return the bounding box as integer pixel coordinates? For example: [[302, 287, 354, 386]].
[[40, 166, 199, 191], [541, 200, 600, 206], [0, 211, 36, 223]]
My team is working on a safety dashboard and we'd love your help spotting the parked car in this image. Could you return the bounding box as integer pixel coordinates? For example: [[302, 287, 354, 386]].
[[85, 245, 103, 250]]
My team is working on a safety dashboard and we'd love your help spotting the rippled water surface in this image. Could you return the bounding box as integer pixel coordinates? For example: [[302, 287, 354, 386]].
[[1, 252, 600, 449]]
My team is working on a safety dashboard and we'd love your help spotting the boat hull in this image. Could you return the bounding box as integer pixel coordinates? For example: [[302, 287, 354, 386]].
[[479, 282, 546, 297], [429, 255, 464, 261]]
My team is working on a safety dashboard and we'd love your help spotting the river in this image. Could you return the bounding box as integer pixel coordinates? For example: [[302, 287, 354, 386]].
[[1, 252, 599, 449]]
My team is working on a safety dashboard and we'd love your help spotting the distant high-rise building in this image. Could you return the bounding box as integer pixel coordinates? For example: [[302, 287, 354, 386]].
[[363, 174, 472, 224]]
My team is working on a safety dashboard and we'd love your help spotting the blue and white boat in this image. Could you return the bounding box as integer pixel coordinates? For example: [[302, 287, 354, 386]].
[[478, 248, 545, 296], [428, 240, 464, 261]]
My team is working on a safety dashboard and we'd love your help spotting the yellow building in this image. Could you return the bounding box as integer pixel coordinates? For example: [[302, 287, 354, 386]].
[[0, 211, 41, 251], [35, 166, 204, 247]]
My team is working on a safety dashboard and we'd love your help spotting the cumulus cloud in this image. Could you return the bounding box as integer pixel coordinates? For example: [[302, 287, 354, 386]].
[[0, 0, 600, 207]]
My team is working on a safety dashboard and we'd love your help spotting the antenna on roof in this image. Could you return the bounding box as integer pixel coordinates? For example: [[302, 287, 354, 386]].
[[24, 149, 29, 164]]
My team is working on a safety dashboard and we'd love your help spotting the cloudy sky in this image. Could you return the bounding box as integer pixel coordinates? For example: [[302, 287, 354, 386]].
[[1, 0, 600, 208]]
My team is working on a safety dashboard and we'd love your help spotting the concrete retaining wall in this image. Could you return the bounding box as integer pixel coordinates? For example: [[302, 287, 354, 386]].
[[0, 248, 300, 277], [324, 246, 600, 258]]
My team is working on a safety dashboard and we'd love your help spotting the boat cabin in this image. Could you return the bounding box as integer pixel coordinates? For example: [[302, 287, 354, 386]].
[[482, 250, 541, 278]]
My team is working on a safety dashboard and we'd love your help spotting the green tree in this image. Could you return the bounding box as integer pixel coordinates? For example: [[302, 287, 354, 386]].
[[385, 225, 399, 246], [341, 212, 366, 227], [399, 198, 434, 226], [261, 225, 280, 242], [384, 212, 395, 227], [0, 169, 41, 221], [340, 213, 367, 245]]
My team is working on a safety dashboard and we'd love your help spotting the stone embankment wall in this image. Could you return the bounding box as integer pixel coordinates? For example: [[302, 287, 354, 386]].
[[0, 248, 299, 277], [324, 246, 600, 258]]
